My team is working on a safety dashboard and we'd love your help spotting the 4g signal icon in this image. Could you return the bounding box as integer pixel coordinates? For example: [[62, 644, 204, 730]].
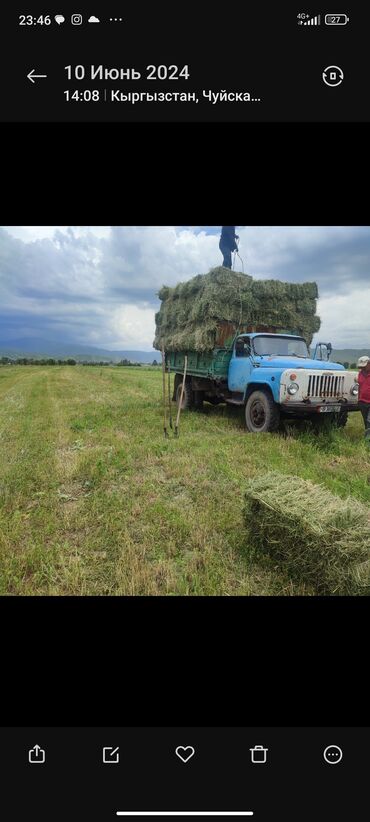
[[297, 13, 321, 25]]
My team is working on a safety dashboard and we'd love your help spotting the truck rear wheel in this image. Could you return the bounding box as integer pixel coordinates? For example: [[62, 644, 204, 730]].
[[245, 390, 280, 433], [176, 381, 193, 411]]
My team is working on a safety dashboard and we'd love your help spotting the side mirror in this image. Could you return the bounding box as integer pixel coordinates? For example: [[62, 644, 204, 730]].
[[314, 342, 332, 361]]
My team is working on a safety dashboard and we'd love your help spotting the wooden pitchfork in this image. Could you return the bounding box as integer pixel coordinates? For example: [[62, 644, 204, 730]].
[[162, 349, 187, 439]]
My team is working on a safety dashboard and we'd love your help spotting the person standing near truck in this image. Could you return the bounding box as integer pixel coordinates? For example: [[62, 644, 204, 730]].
[[356, 356, 370, 442], [219, 226, 239, 269]]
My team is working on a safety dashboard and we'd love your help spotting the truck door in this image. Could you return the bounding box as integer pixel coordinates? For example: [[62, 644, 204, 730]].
[[228, 337, 253, 394]]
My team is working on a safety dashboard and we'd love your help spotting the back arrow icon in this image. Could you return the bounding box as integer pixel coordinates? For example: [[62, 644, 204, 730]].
[[27, 69, 48, 83]]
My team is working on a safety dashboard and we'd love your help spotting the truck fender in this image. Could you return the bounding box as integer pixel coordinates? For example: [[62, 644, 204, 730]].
[[244, 382, 276, 405]]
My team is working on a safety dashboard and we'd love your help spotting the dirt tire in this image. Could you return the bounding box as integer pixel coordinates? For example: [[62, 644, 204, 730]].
[[245, 390, 280, 433], [176, 381, 193, 411]]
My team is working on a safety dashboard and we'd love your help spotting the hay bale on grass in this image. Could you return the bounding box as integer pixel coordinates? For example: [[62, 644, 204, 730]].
[[243, 472, 370, 595], [154, 267, 321, 352]]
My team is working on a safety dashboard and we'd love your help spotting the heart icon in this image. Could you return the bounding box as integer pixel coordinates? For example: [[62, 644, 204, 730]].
[[175, 746, 195, 763]]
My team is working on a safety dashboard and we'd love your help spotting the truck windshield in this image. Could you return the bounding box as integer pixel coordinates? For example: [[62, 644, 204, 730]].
[[253, 336, 309, 357]]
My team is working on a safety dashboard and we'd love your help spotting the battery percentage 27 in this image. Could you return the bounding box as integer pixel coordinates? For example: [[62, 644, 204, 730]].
[[325, 14, 350, 25]]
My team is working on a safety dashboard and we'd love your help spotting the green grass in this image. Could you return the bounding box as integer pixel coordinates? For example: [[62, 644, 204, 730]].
[[0, 365, 369, 596]]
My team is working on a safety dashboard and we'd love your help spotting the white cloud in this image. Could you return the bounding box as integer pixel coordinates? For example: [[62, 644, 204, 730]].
[[3, 226, 111, 242], [316, 289, 370, 349], [110, 304, 156, 349]]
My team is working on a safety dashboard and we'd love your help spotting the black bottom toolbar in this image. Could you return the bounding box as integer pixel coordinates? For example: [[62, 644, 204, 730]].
[[0, 727, 366, 821]]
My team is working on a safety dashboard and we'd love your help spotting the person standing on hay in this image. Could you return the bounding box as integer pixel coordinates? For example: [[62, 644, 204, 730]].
[[356, 356, 370, 443], [219, 226, 239, 269]]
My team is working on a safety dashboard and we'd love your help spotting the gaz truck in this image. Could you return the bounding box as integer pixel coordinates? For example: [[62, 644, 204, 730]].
[[168, 328, 360, 433]]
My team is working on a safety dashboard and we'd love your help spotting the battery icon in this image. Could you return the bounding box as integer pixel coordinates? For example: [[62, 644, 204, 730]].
[[325, 13, 350, 25]]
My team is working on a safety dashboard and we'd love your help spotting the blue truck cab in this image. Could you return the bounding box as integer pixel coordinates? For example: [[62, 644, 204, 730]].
[[169, 332, 359, 433]]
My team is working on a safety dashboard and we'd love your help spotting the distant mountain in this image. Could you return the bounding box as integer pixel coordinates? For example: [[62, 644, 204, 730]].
[[331, 349, 370, 365], [306, 349, 368, 366], [0, 338, 160, 364]]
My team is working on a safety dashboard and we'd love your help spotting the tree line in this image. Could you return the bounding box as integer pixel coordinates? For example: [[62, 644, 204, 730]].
[[0, 356, 151, 367], [1, 356, 78, 366]]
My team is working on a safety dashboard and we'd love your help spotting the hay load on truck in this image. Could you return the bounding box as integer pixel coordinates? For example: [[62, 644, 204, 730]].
[[154, 267, 360, 433]]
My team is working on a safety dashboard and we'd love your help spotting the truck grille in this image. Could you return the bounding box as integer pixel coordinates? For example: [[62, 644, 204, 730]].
[[307, 374, 345, 399]]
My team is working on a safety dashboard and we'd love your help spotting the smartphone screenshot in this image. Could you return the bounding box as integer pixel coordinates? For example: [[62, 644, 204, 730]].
[[1, 2, 368, 821], [0, 224, 369, 820]]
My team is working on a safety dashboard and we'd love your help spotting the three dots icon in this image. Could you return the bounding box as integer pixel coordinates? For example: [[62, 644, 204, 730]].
[[109, 18, 123, 22], [323, 745, 343, 764]]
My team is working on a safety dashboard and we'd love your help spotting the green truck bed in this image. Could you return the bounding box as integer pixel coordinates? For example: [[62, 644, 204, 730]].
[[168, 348, 232, 382]]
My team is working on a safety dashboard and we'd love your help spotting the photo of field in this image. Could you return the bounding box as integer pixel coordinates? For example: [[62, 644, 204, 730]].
[[1, 363, 369, 596], [1, 225, 370, 596]]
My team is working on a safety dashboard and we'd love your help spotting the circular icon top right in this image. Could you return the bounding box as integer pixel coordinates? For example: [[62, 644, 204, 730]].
[[322, 66, 344, 87]]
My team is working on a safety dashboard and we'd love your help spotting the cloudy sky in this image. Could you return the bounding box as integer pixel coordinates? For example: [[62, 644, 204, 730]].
[[0, 225, 369, 350]]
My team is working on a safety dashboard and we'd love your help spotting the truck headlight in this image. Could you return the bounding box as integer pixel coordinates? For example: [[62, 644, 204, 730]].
[[350, 384, 359, 397], [287, 383, 299, 396]]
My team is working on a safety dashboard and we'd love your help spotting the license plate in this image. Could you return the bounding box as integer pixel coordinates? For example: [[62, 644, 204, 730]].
[[319, 405, 341, 413]]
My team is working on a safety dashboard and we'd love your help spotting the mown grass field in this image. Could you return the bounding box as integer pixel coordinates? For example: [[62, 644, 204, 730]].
[[0, 365, 369, 596]]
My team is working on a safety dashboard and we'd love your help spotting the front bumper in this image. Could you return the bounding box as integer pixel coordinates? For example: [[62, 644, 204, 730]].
[[281, 401, 360, 416]]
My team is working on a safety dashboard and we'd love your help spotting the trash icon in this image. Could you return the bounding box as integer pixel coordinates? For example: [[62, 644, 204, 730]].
[[250, 745, 268, 764]]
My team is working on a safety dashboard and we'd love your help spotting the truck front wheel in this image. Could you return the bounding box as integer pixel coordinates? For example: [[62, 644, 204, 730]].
[[245, 390, 280, 433]]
